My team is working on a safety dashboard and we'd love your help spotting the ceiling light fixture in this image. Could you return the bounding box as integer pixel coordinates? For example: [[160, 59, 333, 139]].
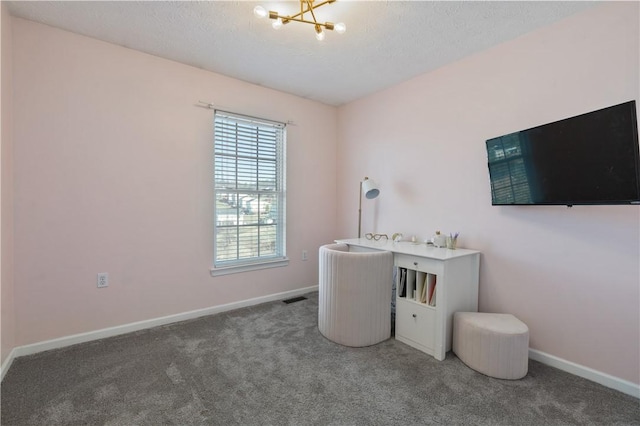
[[254, 0, 346, 40]]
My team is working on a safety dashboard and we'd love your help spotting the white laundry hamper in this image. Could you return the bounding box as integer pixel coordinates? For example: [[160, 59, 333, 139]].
[[318, 243, 393, 347]]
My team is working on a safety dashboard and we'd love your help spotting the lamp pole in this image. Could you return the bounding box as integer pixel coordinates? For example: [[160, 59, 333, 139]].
[[358, 180, 363, 238]]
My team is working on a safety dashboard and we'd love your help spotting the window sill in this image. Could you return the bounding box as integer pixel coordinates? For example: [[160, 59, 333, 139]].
[[210, 258, 289, 277]]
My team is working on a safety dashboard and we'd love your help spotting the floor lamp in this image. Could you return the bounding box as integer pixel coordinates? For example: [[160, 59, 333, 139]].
[[358, 177, 380, 238]]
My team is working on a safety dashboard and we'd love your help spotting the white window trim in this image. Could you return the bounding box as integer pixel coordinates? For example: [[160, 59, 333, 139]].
[[210, 257, 289, 277], [212, 110, 287, 273]]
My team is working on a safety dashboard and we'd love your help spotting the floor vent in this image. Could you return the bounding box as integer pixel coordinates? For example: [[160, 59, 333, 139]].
[[283, 296, 307, 304]]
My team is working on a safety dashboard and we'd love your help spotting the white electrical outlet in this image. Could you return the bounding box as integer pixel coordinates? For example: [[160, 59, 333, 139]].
[[97, 273, 109, 288], [302, 250, 308, 261]]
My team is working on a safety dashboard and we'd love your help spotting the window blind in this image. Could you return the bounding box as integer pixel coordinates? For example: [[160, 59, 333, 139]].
[[213, 111, 286, 268]]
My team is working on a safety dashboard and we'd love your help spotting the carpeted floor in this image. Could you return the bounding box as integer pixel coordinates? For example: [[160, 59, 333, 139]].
[[1, 291, 639, 425]]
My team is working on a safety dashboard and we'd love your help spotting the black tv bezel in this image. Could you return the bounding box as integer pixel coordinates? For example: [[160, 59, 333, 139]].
[[486, 100, 640, 207]]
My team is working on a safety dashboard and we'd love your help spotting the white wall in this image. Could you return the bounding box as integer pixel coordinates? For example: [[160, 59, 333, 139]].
[[337, 2, 639, 384], [10, 18, 337, 347]]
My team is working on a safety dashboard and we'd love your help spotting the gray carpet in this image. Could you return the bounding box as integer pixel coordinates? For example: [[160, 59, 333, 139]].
[[1, 292, 639, 425]]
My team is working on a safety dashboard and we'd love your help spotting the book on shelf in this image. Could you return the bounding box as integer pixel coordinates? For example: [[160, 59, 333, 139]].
[[407, 269, 416, 300], [399, 268, 406, 298], [427, 274, 437, 306], [420, 275, 428, 303]]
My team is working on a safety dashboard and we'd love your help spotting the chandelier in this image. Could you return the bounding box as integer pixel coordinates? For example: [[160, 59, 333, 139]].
[[253, 0, 346, 41]]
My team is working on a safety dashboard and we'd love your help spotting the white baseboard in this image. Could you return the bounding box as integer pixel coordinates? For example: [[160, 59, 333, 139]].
[[2, 285, 318, 379], [529, 348, 639, 399], [0, 347, 17, 382]]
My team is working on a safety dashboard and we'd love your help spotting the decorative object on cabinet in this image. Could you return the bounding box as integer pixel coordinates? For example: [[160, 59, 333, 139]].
[[365, 232, 388, 241], [335, 238, 480, 361], [318, 243, 394, 347], [358, 177, 380, 238], [446, 233, 459, 250], [432, 231, 446, 248], [453, 312, 529, 380]]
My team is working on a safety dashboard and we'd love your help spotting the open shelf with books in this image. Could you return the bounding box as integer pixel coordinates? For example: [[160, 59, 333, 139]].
[[397, 267, 438, 306]]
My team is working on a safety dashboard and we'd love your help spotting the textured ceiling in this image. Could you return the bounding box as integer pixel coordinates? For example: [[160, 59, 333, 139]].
[[6, 1, 597, 106]]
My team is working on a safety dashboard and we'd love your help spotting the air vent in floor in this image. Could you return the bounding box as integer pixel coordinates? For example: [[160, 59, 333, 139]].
[[283, 296, 307, 304]]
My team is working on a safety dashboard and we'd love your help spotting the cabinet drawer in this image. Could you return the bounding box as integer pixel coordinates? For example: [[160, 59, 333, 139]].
[[395, 298, 435, 352], [395, 254, 442, 275]]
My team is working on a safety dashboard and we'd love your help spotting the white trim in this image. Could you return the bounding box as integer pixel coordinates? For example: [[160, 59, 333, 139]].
[[4, 286, 317, 372], [211, 258, 289, 277], [529, 348, 640, 399], [0, 347, 17, 382]]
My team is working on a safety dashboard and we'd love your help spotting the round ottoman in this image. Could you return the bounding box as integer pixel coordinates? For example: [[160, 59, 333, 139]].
[[453, 312, 529, 380]]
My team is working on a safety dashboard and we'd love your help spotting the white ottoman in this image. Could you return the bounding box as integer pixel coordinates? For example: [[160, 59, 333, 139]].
[[453, 312, 529, 380]]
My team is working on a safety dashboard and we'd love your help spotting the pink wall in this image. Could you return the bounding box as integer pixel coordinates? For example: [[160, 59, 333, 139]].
[[337, 3, 639, 384], [1, 2, 15, 365], [10, 18, 337, 346]]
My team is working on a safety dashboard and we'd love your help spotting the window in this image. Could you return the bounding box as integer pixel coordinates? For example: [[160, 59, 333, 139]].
[[212, 111, 287, 276]]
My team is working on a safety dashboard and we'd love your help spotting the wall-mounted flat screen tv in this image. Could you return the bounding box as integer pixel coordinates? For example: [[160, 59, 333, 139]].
[[486, 100, 640, 206]]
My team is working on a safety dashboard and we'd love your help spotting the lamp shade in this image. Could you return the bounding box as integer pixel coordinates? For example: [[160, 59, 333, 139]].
[[362, 178, 380, 199]]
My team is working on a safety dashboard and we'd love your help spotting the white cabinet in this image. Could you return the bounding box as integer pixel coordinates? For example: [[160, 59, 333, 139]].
[[336, 238, 480, 361], [395, 298, 436, 353]]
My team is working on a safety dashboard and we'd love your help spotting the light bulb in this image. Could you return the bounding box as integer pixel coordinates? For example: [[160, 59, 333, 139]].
[[334, 22, 346, 34], [272, 18, 283, 30], [315, 25, 325, 41], [253, 5, 267, 18]]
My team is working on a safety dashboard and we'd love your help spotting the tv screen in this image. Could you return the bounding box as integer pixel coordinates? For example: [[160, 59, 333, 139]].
[[486, 100, 640, 206]]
